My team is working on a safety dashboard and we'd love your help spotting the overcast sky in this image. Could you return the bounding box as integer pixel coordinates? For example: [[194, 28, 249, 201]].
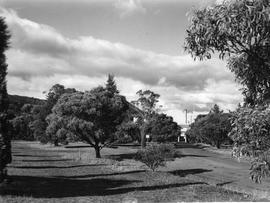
[[0, 0, 242, 124]]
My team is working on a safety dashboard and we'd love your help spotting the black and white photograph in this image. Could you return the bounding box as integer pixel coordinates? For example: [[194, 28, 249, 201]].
[[0, 0, 269, 202]]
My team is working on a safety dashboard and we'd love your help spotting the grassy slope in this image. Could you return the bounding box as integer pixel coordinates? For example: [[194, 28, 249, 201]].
[[1, 141, 252, 202]]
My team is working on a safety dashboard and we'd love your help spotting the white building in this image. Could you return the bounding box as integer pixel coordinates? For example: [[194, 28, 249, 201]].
[[179, 124, 190, 142]]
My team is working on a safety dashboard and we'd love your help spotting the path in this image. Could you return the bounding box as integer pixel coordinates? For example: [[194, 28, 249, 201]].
[[165, 143, 270, 198]]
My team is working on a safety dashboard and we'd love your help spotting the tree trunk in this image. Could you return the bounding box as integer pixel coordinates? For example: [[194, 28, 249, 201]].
[[94, 146, 101, 158], [216, 141, 221, 149], [140, 125, 146, 148], [54, 139, 59, 147]]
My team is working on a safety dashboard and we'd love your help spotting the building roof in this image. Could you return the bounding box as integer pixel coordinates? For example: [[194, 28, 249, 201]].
[[180, 124, 190, 128], [126, 101, 144, 117]]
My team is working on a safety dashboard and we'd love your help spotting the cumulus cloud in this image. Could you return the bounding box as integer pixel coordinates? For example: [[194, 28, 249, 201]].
[[3, 9, 233, 91], [215, 0, 233, 5], [114, 0, 146, 17], [2, 9, 242, 123]]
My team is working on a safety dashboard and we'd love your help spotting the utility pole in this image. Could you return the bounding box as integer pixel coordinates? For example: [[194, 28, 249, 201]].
[[184, 109, 188, 124]]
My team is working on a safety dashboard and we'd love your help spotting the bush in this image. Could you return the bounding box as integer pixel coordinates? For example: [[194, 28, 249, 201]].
[[230, 106, 270, 183], [135, 143, 176, 171], [250, 151, 270, 183]]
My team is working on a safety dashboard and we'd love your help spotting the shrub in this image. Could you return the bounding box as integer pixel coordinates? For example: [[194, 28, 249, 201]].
[[230, 106, 270, 183], [135, 143, 176, 171], [250, 151, 270, 183]]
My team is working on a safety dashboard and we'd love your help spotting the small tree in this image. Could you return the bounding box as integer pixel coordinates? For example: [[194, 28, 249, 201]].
[[132, 90, 160, 147], [47, 87, 129, 158], [185, 0, 270, 106]]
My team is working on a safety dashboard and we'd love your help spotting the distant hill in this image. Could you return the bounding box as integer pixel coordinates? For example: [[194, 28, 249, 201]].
[[8, 94, 45, 116]]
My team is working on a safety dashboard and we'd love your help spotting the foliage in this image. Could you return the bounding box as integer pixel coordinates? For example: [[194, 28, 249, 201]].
[[9, 98, 46, 142], [132, 90, 160, 147], [230, 106, 270, 183], [135, 143, 176, 171], [46, 84, 76, 111], [46, 86, 129, 158], [27, 84, 76, 145], [115, 121, 141, 143], [105, 74, 119, 96], [45, 113, 76, 145], [186, 104, 232, 148], [28, 104, 48, 143], [185, 0, 270, 106], [11, 104, 34, 141], [7, 95, 44, 130], [132, 90, 160, 116], [0, 16, 11, 181], [147, 113, 181, 143]]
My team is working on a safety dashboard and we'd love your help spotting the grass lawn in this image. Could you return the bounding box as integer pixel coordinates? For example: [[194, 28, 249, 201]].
[[0, 141, 254, 202]]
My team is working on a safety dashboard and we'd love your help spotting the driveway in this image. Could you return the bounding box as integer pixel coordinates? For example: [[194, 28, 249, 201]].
[[164, 143, 270, 198]]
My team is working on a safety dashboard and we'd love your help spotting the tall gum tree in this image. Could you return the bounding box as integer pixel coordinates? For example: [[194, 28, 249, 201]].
[[132, 90, 160, 148], [185, 0, 270, 106]]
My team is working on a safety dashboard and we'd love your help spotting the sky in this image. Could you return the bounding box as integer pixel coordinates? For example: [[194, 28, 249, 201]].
[[0, 0, 242, 124]]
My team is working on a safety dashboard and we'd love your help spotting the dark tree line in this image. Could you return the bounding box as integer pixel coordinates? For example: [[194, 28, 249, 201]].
[[8, 74, 181, 158], [0, 17, 11, 182]]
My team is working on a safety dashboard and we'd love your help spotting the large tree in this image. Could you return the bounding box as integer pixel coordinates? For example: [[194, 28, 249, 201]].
[[186, 105, 232, 148], [185, 0, 270, 106], [30, 84, 76, 145], [147, 113, 181, 143], [0, 17, 11, 182], [46, 86, 129, 158], [132, 90, 160, 147]]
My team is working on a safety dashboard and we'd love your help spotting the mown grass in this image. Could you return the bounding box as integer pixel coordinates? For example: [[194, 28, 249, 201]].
[[0, 141, 254, 202]]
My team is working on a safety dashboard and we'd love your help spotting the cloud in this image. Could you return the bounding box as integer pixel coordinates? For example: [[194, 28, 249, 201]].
[[114, 0, 146, 17], [3, 9, 233, 91], [2, 9, 242, 124]]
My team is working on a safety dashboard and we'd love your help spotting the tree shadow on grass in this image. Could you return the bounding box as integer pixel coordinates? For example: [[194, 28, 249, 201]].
[[106, 181, 207, 196], [22, 159, 72, 162], [65, 145, 91, 149], [216, 181, 234, 187], [105, 153, 137, 161], [1, 175, 206, 198], [174, 143, 208, 149], [1, 175, 138, 198], [55, 170, 146, 179], [9, 164, 106, 169], [14, 154, 60, 158], [170, 169, 212, 177], [178, 154, 209, 158]]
